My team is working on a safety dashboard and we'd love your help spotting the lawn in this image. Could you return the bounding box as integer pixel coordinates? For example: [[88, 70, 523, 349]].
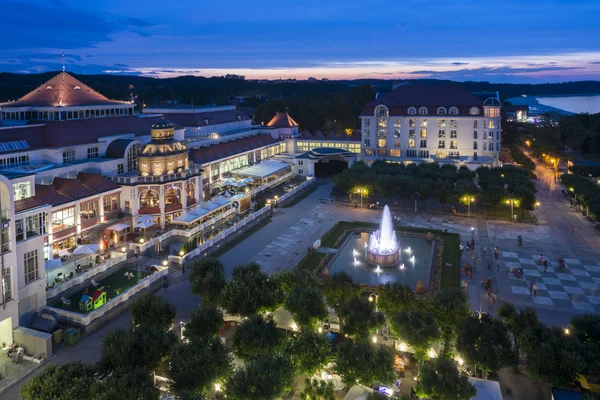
[[319, 221, 460, 289], [282, 186, 317, 208], [213, 217, 272, 258], [295, 251, 327, 273], [484, 203, 534, 222], [54, 268, 151, 313]]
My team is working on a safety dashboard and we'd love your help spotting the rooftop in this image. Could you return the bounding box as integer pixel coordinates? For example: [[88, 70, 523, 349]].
[[189, 134, 281, 164], [267, 112, 298, 128], [234, 160, 291, 179], [0, 72, 130, 108]]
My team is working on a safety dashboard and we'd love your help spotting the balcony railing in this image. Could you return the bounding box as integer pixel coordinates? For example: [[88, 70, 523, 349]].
[[109, 166, 203, 185]]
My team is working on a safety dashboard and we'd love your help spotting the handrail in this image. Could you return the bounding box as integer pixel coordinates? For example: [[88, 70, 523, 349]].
[[46, 254, 127, 299], [44, 267, 168, 326]]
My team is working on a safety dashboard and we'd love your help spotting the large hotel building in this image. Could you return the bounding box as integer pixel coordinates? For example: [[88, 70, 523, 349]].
[[0, 74, 499, 343], [360, 84, 501, 167]]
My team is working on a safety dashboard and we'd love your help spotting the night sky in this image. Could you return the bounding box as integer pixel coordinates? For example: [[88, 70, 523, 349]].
[[3, 0, 599, 82]]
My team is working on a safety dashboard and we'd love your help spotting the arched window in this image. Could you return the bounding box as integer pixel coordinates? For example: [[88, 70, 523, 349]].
[[139, 189, 160, 210], [165, 187, 181, 206], [375, 106, 389, 117], [127, 142, 143, 172], [186, 183, 195, 203], [408, 107, 417, 115], [469, 107, 480, 115], [449, 107, 459, 115], [419, 107, 428, 115], [437, 107, 447, 115]]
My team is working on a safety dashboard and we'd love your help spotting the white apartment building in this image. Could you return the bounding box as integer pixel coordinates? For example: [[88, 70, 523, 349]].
[[359, 85, 502, 168]]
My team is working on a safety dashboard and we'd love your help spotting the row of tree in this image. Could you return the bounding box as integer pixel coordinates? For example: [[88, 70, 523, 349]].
[[560, 173, 600, 220], [23, 258, 597, 399], [476, 164, 538, 214], [333, 161, 478, 210]]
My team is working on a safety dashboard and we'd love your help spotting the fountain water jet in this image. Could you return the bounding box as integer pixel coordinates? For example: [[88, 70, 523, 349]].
[[366, 205, 400, 265]]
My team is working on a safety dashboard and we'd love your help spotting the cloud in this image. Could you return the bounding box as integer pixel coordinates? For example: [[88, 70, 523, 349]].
[[451, 62, 469, 66], [0, 1, 154, 51], [410, 66, 584, 76], [590, 61, 600, 65]]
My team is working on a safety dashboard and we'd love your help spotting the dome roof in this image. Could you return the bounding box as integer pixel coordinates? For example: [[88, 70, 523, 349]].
[[151, 119, 174, 130], [483, 97, 502, 107]]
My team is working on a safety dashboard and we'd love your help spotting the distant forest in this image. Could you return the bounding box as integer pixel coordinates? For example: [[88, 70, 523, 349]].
[[1, 72, 599, 133]]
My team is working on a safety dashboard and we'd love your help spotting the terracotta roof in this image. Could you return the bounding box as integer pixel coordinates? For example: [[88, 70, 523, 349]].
[[161, 110, 249, 127], [267, 112, 298, 128], [298, 131, 312, 140], [91, 289, 104, 301], [190, 134, 281, 165], [31, 115, 168, 148], [77, 172, 120, 193], [14, 196, 47, 213], [34, 184, 72, 206], [311, 130, 325, 140], [360, 85, 486, 117], [0, 72, 130, 108], [53, 177, 96, 199]]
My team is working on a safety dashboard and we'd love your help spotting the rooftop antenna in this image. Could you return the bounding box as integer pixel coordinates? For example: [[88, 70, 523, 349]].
[[58, 52, 65, 106], [62, 52, 65, 73]]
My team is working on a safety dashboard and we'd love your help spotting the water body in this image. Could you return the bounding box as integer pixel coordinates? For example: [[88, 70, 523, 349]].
[[536, 95, 600, 114], [507, 94, 600, 115]]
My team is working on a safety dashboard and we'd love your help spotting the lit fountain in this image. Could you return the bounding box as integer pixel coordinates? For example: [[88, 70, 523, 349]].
[[366, 205, 400, 265]]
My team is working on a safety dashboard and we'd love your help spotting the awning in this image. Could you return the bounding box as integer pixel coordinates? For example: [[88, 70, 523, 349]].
[[107, 222, 130, 231], [213, 196, 231, 206], [235, 160, 291, 179], [172, 212, 201, 224]]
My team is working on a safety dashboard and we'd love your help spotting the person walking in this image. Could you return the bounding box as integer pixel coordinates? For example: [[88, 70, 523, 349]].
[[494, 247, 499, 260], [543, 259, 548, 272], [517, 235, 523, 247], [532, 282, 538, 296]]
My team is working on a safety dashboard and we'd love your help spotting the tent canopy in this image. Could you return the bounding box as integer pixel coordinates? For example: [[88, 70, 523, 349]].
[[468, 378, 503, 400], [235, 160, 291, 179], [45, 259, 63, 270], [107, 222, 130, 231], [72, 244, 100, 255]]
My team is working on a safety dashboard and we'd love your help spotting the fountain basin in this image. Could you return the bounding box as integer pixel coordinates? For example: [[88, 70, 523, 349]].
[[366, 248, 399, 265]]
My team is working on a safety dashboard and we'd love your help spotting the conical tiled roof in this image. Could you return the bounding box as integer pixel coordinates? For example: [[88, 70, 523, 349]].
[[0, 72, 130, 107], [266, 111, 298, 128]]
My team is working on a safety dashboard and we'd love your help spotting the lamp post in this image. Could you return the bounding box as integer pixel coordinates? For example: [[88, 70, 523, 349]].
[[414, 192, 420, 213], [506, 199, 517, 222], [464, 196, 475, 218], [274, 195, 278, 207]]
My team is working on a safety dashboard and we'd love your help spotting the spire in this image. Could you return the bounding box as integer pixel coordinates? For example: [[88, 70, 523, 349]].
[[61, 52, 65, 73], [59, 52, 65, 106]]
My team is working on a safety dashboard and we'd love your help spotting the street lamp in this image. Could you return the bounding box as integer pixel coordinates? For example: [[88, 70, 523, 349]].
[[464, 196, 475, 218], [506, 199, 518, 222], [162, 260, 168, 267], [274, 195, 278, 207], [414, 192, 420, 213]]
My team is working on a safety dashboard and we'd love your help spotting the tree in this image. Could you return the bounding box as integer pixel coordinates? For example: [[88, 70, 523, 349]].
[[91, 367, 160, 400], [286, 331, 332, 375], [497, 303, 539, 371], [221, 263, 281, 317], [168, 337, 232, 397], [100, 324, 176, 372], [21, 361, 96, 400], [188, 257, 226, 306], [285, 284, 328, 330], [185, 305, 223, 341], [376, 282, 416, 316], [277, 269, 318, 295], [341, 295, 385, 339], [300, 378, 335, 400], [521, 324, 587, 387], [455, 314, 515, 376], [130, 292, 176, 331], [323, 272, 361, 330], [335, 340, 396, 386], [414, 357, 476, 400], [233, 314, 284, 360], [427, 289, 470, 355], [226, 354, 295, 400], [571, 314, 600, 346], [389, 310, 440, 362]]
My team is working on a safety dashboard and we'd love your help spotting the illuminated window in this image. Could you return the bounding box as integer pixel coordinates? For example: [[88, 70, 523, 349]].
[[394, 139, 401, 148], [420, 119, 428, 127], [450, 140, 457, 149], [394, 120, 401, 127], [408, 139, 416, 148], [390, 149, 401, 157], [438, 120, 446, 129], [485, 108, 500, 118], [420, 129, 427, 138], [436, 151, 447, 159], [377, 139, 387, 148], [470, 107, 480, 115], [487, 120, 496, 129], [450, 120, 457, 129]]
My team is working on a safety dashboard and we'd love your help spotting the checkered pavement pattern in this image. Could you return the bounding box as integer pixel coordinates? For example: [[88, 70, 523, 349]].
[[502, 251, 600, 312]]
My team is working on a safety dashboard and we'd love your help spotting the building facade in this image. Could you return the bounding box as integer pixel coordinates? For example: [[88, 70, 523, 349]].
[[359, 85, 502, 168]]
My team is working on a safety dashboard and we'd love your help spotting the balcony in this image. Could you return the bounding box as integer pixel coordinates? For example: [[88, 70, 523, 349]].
[[109, 165, 203, 185]]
